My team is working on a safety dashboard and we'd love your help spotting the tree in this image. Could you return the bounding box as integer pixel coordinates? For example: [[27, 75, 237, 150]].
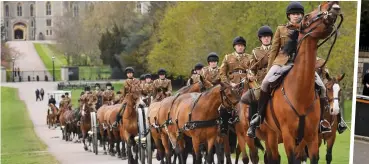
[[147, 1, 357, 93]]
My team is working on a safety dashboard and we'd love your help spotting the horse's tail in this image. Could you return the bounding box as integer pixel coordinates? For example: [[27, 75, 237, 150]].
[[254, 137, 265, 152]]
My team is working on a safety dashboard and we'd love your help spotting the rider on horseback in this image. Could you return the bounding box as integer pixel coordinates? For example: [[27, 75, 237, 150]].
[[112, 67, 140, 128], [219, 36, 254, 136], [246, 2, 331, 138], [141, 74, 154, 106], [201, 52, 221, 88], [140, 74, 146, 84], [187, 63, 204, 86], [250, 25, 273, 82], [48, 95, 56, 106], [316, 57, 348, 134], [102, 82, 115, 105], [153, 68, 172, 101]]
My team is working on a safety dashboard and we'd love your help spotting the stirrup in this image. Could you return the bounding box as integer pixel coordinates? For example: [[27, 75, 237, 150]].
[[320, 119, 332, 134], [250, 114, 261, 128]]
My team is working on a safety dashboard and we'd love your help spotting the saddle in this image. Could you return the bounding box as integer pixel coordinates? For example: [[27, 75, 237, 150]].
[[268, 64, 294, 89]]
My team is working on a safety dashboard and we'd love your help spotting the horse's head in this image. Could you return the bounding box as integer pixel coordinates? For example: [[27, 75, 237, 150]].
[[299, 1, 341, 39], [325, 73, 345, 115], [219, 82, 241, 111]]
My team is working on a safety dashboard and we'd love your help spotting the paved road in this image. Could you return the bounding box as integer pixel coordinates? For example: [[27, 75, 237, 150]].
[[2, 82, 240, 164], [353, 139, 369, 164], [6, 41, 51, 71]]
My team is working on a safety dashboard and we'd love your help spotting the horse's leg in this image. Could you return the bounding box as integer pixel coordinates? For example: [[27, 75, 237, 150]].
[[245, 137, 259, 164], [237, 135, 249, 164], [223, 135, 232, 164], [206, 137, 217, 164], [215, 141, 225, 164], [122, 140, 128, 160], [326, 133, 336, 164], [161, 134, 172, 164], [307, 133, 319, 164], [267, 133, 280, 164], [281, 130, 300, 164], [191, 138, 202, 164], [235, 144, 240, 164], [102, 129, 107, 155], [82, 129, 88, 151], [116, 138, 121, 158]]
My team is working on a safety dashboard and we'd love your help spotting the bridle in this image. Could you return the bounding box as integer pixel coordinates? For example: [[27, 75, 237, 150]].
[[296, 3, 343, 69], [220, 84, 240, 110]]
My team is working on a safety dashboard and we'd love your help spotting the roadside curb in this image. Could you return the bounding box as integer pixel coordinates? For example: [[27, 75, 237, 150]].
[[355, 135, 369, 142]]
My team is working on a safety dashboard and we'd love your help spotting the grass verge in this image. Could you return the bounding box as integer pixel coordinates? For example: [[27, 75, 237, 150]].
[[1, 87, 59, 164]]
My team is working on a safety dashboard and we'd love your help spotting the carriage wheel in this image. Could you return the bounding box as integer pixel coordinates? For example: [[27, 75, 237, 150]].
[[90, 112, 98, 155], [146, 131, 152, 164]]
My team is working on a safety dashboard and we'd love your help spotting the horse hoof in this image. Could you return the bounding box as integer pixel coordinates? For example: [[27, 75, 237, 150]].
[[104, 152, 107, 155], [121, 156, 127, 160]]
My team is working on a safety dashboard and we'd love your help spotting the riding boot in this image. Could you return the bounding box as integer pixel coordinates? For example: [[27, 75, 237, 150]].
[[219, 107, 231, 136], [112, 103, 126, 128], [319, 97, 332, 134], [247, 90, 270, 138], [337, 113, 348, 134]]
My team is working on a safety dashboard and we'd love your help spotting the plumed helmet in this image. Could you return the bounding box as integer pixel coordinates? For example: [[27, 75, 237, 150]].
[[233, 36, 246, 47], [207, 52, 219, 62]]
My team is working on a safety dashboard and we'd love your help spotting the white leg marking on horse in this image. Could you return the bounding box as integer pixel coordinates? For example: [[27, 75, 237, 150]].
[[332, 83, 340, 115]]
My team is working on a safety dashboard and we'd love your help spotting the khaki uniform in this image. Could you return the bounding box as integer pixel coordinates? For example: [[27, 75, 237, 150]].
[[102, 89, 115, 105], [121, 78, 141, 98], [201, 66, 220, 88], [141, 82, 154, 97], [267, 23, 299, 70], [315, 57, 329, 83], [153, 78, 172, 99], [114, 93, 122, 104], [250, 45, 272, 82], [187, 74, 202, 86], [59, 98, 66, 108], [220, 52, 253, 84]]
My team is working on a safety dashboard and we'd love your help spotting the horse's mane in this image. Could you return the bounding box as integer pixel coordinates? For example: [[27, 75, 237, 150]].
[[283, 29, 299, 56]]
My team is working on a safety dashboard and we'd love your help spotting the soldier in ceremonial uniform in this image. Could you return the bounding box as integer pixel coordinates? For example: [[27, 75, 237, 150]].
[[201, 52, 221, 88], [247, 2, 331, 138], [187, 63, 204, 85], [102, 82, 115, 105], [153, 68, 172, 101], [218, 36, 254, 135], [112, 67, 140, 128]]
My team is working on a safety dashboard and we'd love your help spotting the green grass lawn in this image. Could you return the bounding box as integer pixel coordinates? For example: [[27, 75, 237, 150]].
[[1, 87, 58, 164], [34, 43, 67, 81]]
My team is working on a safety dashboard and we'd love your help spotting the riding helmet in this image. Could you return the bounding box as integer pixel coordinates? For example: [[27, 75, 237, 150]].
[[125, 67, 135, 73], [106, 82, 112, 87], [207, 52, 219, 63], [65, 92, 69, 96], [257, 26, 273, 38], [140, 74, 146, 81], [194, 63, 204, 70], [84, 86, 91, 91], [232, 36, 246, 47], [158, 68, 167, 75], [95, 83, 100, 88], [145, 74, 152, 79], [286, 2, 304, 18]]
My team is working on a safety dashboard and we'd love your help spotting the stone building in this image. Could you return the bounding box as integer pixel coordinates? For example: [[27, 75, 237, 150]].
[[1, 1, 150, 41], [358, 48, 369, 95]]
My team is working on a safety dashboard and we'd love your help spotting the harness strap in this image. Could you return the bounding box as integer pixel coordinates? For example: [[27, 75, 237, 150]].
[[281, 82, 318, 145], [183, 118, 221, 131]]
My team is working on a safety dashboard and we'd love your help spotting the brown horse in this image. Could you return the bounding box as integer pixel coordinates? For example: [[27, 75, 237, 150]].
[[59, 103, 69, 140], [105, 105, 126, 158], [47, 104, 58, 129], [167, 82, 240, 164], [262, 2, 341, 163], [148, 79, 206, 163], [80, 93, 96, 151], [119, 85, 141, 163]]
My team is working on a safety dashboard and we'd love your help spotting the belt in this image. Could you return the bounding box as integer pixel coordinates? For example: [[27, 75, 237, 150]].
[[230, 69, 248, 74]]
